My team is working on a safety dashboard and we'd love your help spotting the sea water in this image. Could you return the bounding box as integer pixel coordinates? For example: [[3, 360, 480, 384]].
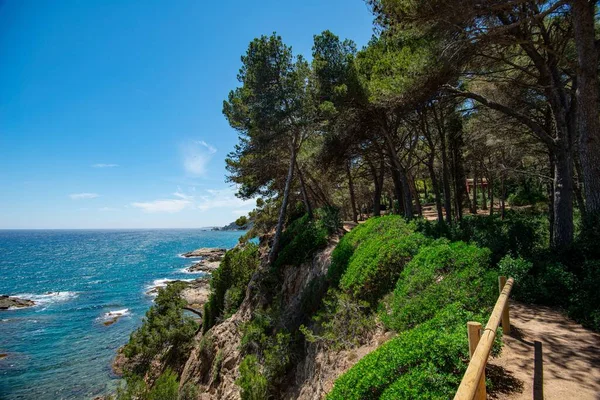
[[0, 229, 244, 399]]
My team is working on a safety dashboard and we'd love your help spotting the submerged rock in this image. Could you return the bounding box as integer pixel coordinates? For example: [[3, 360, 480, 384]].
[[0, 295, 35, 310], [181, 248, 226, 260]]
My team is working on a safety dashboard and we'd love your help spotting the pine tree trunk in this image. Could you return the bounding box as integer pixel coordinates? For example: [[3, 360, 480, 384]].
[[427, 155, 444, 222], [489, 175, 494, 216], [411, 177, 422, 216], [472, 173, 478, 214], [400, 170, 413, 220], [296, 161, 312, 219], [269, 142, 297, 265], [439, 130, 453, 223], [501, 173, 506, 220], [552, 147, 574, 249], [572, 0, 600, 215], [346, 161, 358, 223], [391, 167, 405, 215], [481, 171, 488, 211]]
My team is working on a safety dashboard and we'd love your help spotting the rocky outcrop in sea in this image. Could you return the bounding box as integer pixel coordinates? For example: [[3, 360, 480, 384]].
[[0, 295, 35, 310]]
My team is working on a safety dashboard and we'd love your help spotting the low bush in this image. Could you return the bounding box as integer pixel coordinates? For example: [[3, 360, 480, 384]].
[[239, 311, 293, 394], [115, 368, 179, 400], [384, 240, 495, 332], [148, 368, 179, 400], [327, 216, 415, 287], [300, 289, 375, 350], [179, 383, 199, 400], [327, 305, 479, 400], [237, 355, 268, 400], [274, 214, 328, 268], [124, 282, 198, 373], [340, 232, 428, 304], [498, 255, 576, 306], [414, 211, 548, 263], [568, 260, 600, 331], [203, 243, 259, 332]]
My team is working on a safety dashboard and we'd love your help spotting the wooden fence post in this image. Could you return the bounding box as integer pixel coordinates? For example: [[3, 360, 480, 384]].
[[499, 276, 511, 334], [467, 322, 486, 400]]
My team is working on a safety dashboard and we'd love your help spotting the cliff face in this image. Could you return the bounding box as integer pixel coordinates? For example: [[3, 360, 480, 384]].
[[178, 238, 386, 399]]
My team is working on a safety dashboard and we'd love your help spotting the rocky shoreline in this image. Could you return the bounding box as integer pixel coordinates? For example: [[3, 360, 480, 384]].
[[183, 247, 226, 273], [112, 247, 224, 379], [0, 295, 35, 310]]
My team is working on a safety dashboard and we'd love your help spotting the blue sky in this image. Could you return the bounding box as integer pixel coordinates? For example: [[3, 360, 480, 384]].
[[0, 0, 374, 229]]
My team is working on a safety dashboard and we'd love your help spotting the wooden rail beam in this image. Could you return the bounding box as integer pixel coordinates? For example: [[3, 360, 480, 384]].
[[454, 276, 514, 400]]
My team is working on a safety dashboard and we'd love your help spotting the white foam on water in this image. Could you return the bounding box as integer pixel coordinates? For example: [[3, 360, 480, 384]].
[[145, 278, 195, 296], [178, 267, 203, 274], [13, 291, 78, 308], [102, 308, 130, 319], [97, 308, 131, 323]]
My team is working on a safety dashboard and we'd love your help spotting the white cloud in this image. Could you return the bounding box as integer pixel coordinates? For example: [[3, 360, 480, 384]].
[[173, 186, 194, 200], [182, 140, 217, 176], [99, 207, 119, 212], [131, 187, 252, 215], [70, 193, 100, 200], [92, 163, 119, 168], [197, 188, 253, 212], [131, 199, 191, 213]]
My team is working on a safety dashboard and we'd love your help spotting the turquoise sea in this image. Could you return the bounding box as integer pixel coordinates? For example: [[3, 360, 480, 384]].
[[0, 229, 244, 400]]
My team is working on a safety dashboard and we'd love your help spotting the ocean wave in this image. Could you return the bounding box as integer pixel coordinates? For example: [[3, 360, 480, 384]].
[[100, 308, 130, 320], [145, 278, 195, 297], [13, 291, 78, 307], [178, 267, 204, 275]]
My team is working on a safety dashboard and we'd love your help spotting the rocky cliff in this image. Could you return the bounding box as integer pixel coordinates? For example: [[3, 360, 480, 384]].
[[178, 237, 390, 399]]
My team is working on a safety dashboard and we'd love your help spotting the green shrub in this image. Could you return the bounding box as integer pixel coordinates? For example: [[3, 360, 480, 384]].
[[203, 244, 259, 332], [314, 206, 342, 234], [300, 289, 374, 350], [148, 368, 179, 400], [384, 240, 495, 332], [327, 216, 415, 287], [414, 211, 548, 263], [507, 185, 546, 206], [340, 232, 428, 304], [116, 369, 180, 400], [124, 282, 198, 373], [569, 260, 600, 331], [274, 214, 328, 268], [115, 374, 147, 400], [327, 305, 476, 400], [237, 355, 268, 400], [499, 255, 576, 306], [179, 383, 199, 400], [378, 363, 458, 400]]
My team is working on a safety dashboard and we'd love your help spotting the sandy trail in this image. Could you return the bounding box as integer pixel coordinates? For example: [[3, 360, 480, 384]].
[[488, 302, 600, 400]]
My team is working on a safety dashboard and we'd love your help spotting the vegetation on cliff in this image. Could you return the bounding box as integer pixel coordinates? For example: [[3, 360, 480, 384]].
[[115, 0, 600, 397]]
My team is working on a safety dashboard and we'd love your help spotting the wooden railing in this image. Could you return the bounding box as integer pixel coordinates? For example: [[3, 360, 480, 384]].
[[454, 276, 514, 400]]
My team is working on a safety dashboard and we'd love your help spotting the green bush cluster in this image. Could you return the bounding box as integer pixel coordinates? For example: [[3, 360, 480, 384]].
[[327, 306, 479, 400], [237, 312, 293, 397], [340, 231, 428, 304], [414, 211, 548, 263], [115, 368, 182, 400], [237, 355, 268, 400], [507, 185, 547, 206], [203, 243, 259, 332], [300, 289, 374, 350], [123, 282, 198, 373], [274, 211, 332, 268], [327, 216, 415, 287], [384, 240, 496, 331]]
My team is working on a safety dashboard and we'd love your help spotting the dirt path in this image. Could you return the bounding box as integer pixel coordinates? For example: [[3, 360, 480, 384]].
[[489, 302, 600, 400]]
